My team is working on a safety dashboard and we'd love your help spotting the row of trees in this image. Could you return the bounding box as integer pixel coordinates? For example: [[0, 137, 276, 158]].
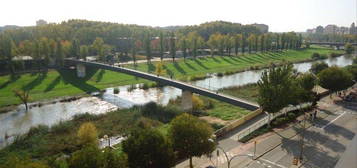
[[257, 61, 356, 125], [305, 33, 357, 43]]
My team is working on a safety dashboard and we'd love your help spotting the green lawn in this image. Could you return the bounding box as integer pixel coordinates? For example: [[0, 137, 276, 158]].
[[219, 84, 259, 103], [0, 47, 341, 108], [125, 47, 341, 80]]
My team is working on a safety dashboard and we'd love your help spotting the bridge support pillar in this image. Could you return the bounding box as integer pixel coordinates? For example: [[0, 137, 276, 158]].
[[76, 64, 86, 78], [181, 90, 193, 111]]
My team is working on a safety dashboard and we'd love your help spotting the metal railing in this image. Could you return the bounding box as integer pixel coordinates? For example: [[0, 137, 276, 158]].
[[236, 103, 311, 140]]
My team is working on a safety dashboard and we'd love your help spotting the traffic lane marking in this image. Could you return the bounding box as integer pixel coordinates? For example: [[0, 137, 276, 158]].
[[320, 111, 346, 130]]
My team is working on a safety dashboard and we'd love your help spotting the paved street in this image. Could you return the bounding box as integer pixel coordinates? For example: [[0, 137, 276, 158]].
[[176, 89, 357, 168]]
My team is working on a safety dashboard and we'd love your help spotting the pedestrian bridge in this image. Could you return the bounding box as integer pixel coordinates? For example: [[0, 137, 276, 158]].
[[65, 58, 259, 111]]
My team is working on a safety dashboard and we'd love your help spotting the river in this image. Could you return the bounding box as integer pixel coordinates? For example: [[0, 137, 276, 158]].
[[0, 55, 354, 148]]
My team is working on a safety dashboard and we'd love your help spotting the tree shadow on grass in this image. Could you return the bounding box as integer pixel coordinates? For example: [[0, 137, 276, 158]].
[[22, 72, 47, 91], [0, 74, 21, 89], [58, 68, 100, 93], [212, 56, 221, 63], [193, 59, 209, 70], [44, 76, 61, 92], [221, 56, 237, 65], [229, 56, 239, 62], [148, 63, 155, 73], [163, 65, 174, 77], [173, 62, 186, 75], [184, 61, 197, 71], [96, 69, 105, 83]]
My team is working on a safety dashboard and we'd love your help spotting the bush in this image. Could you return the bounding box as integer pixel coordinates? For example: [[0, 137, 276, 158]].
[[51, 121, 75, 134], [192, 95, 204, 111], [311, 53, 320, 60], [310, 62, 328, 74], [211, 123, 224, 130], [217, 72, 224, 77], [113, 88, 119, 94], [141, 102, 182, 123], [329, 52, 341, 58], [27, 125, 49, 137], [77, 122, 98, 146]]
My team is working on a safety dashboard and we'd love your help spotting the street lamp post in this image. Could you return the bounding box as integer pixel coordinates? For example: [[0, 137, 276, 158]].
[[209, 138, 253, 168]]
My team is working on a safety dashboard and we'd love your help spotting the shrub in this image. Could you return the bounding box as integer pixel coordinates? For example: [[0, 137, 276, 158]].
[[192, 95, 204, 111], [329, 52, 341, 58], [77, 122, 98, 146], [27, 125, 49, 137], [51, 121, 75, 134], [113, 88, 119, 94], [311, 53, 320, 60], [141, 102, 182, 123]]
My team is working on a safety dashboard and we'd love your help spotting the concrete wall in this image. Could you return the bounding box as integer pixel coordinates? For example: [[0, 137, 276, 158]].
[[76, 64, 86, 78], [181, 90, 193, 111]]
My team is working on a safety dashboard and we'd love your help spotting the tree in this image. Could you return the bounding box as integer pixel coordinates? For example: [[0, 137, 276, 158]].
[[257, 64, 295, 126], [155, 62, 166, 76], [144, 33, 152, 62], [159, 32, 165, 61], [234, 34, 242, 56], [318, 66, 354, 92], [345, 43, 354, 54], [169, 32, 176, 62], [0, 155, 50, 168], [13, 89, 30, 111], [77, 122, 98, 146], [310, 62, 328, 74], [80, 45, 89, 59], [192, 95, 204, 111], [178, 36, 188, 60], [55, 40, 64, 66], [187, 31, 204, 58], [69, 145, 102, 168], [70, 38, 80, 59], [69, 145, 127, 168], [169, 113, 215, 168], [207, 33, 220, 56], [0, 34, 16, 73], [122, 128, 175, 168], [260, 34, 265, 52], [101, 148, 128, 168], [92, 37, 105, 62]]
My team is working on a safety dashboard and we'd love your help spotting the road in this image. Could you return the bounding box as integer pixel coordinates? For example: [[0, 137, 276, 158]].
[[176, 89, 357, 168], [230, 94, 357, 168]]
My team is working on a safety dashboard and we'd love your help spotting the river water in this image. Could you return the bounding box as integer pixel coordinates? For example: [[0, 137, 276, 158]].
[[0, 55, 354, 148]]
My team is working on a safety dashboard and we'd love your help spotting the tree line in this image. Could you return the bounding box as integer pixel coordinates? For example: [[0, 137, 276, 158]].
[[0, 19, 303, 74]]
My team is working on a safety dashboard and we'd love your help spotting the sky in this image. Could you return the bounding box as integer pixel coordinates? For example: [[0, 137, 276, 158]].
[[1, 0, 356, 32]]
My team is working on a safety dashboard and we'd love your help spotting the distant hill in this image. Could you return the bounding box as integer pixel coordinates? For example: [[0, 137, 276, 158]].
[[0, 25, 21, 32]]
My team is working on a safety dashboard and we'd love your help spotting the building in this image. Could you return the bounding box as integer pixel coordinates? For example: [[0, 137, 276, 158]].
[[36, 19, 47, 26], [324, 25, 338, 34], [315, 26, 324, 34], [251, 23, 269, 33], [350, 23, 356, 35]]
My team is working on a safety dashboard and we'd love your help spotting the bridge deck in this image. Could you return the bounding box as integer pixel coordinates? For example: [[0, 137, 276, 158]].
[[65, 59, 259, 111]]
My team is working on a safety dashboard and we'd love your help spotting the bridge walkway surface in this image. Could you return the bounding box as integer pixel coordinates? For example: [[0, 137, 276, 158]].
[[65, 59, 259, 111]]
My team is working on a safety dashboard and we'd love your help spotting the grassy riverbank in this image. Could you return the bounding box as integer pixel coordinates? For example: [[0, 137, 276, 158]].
[[0, 103, 181, 164], [0, 46, 341, 108], [219, 84, 259, 103]]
